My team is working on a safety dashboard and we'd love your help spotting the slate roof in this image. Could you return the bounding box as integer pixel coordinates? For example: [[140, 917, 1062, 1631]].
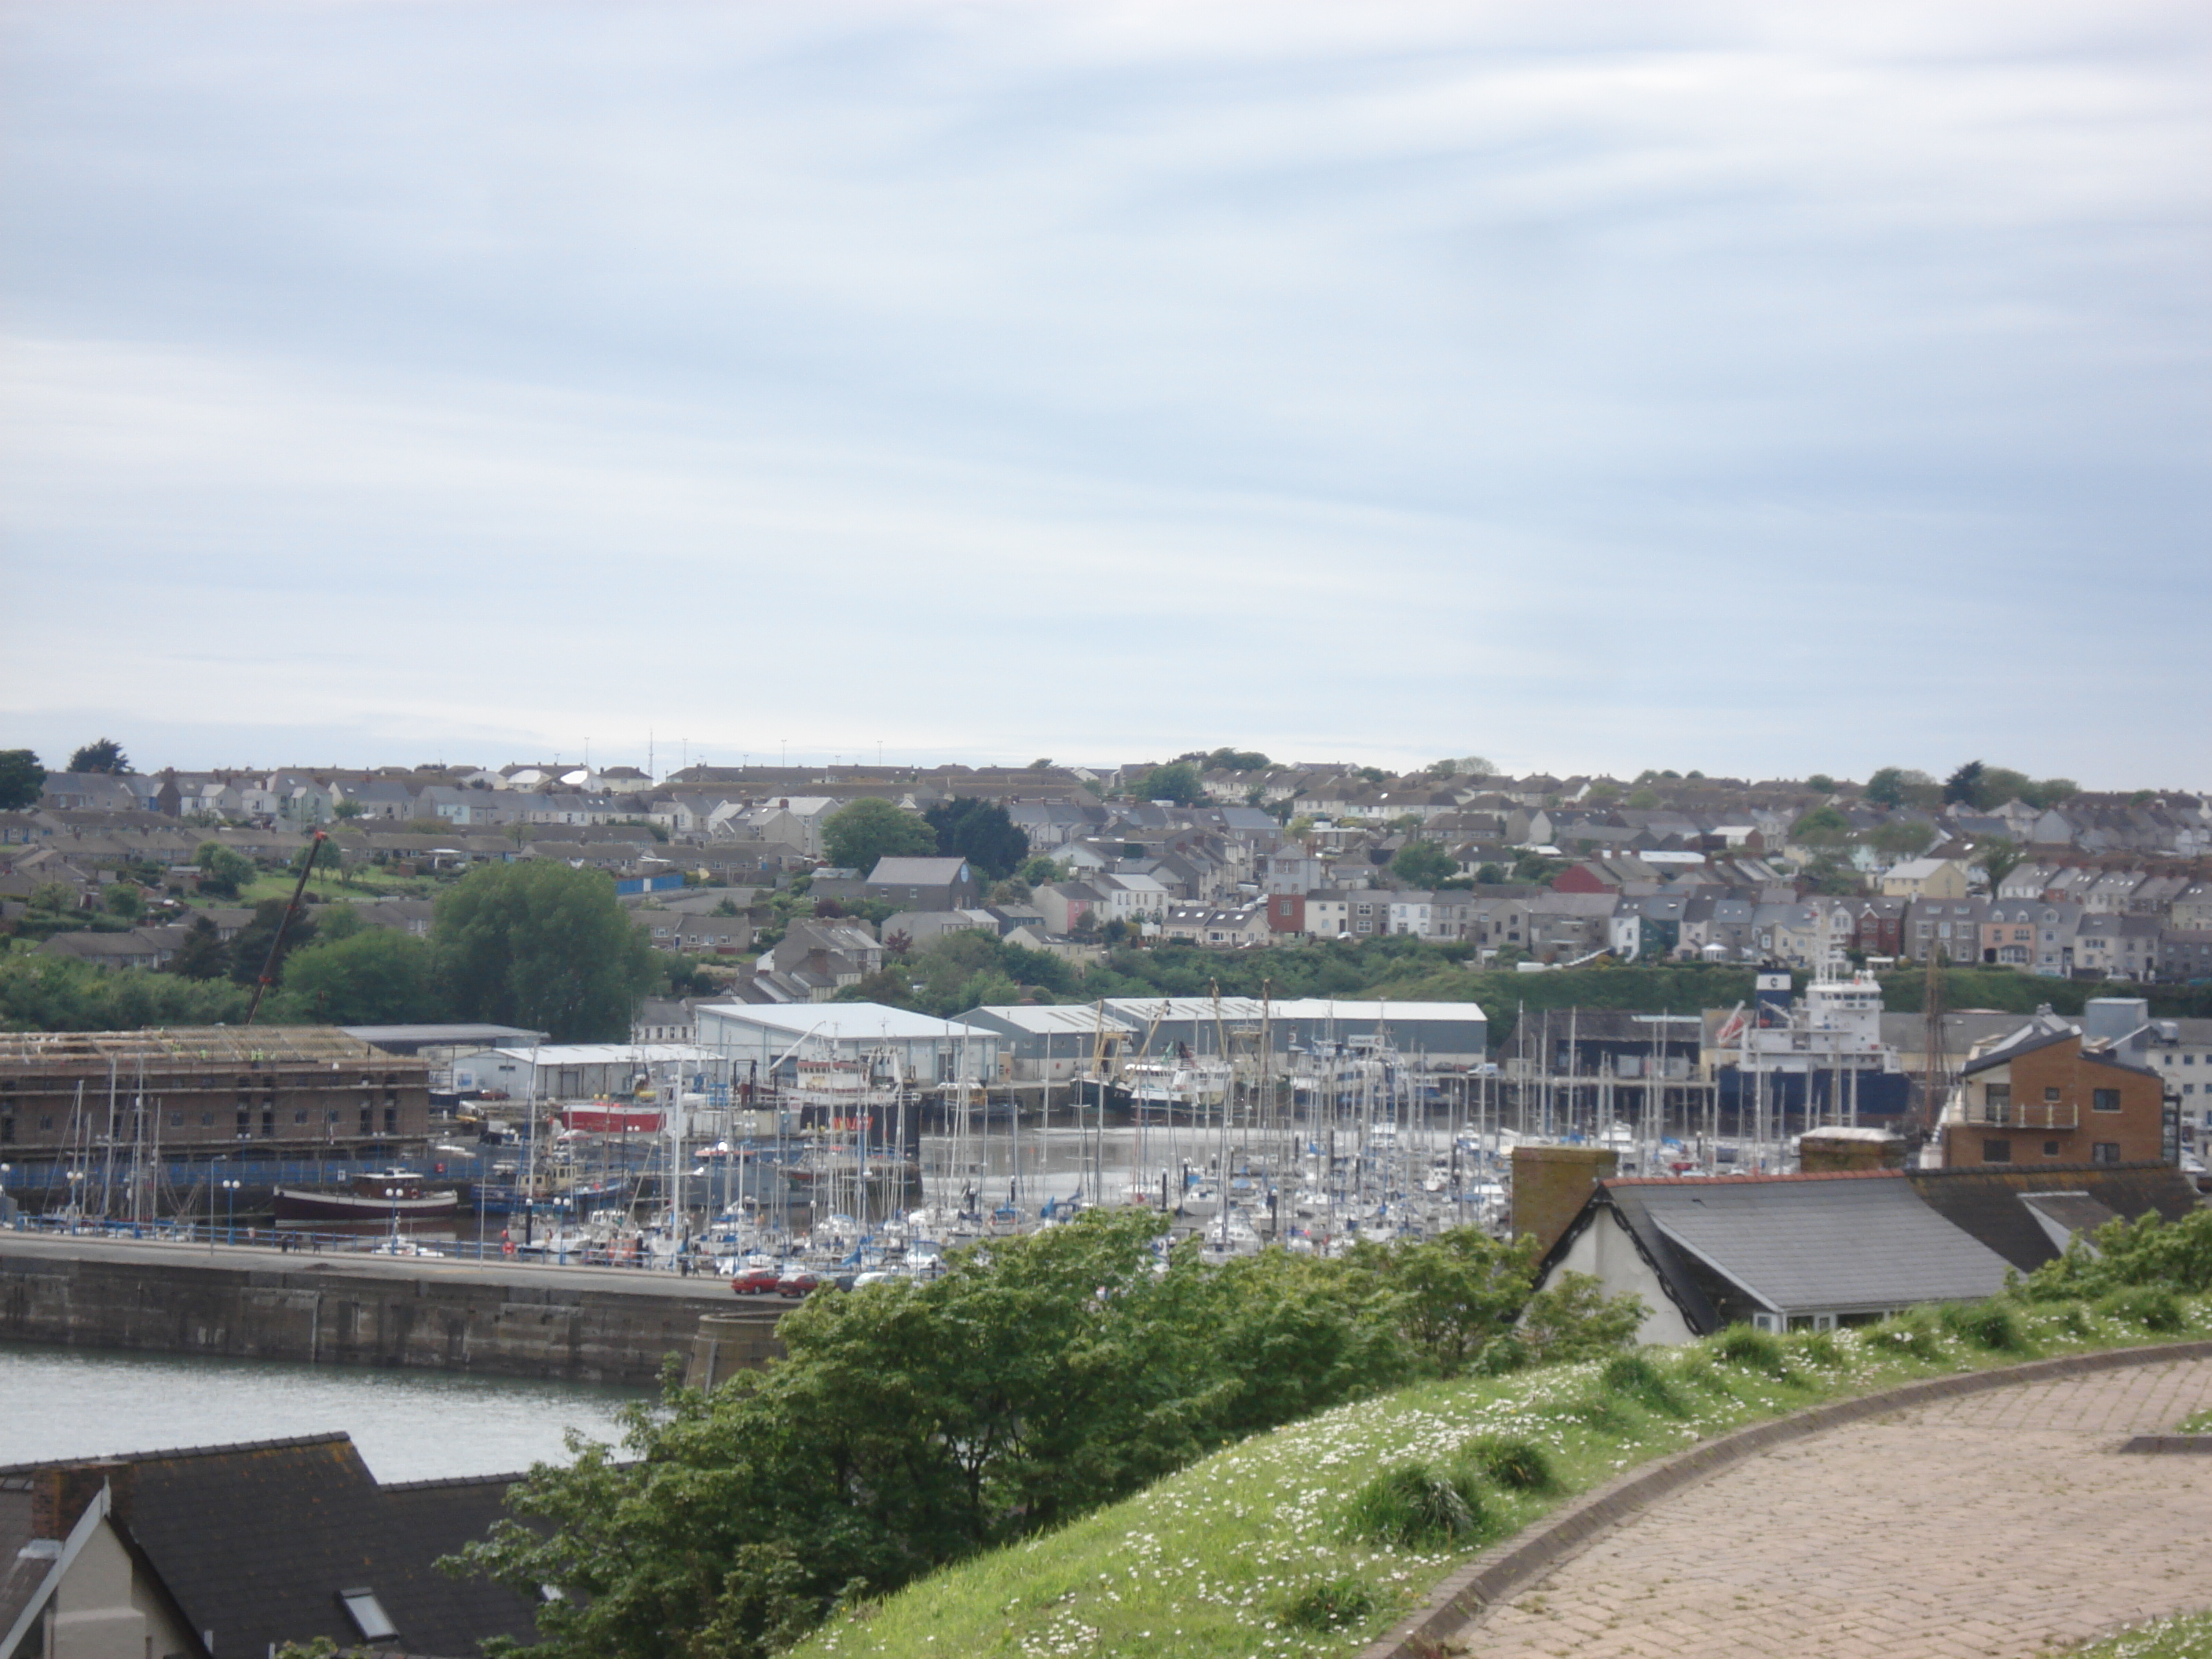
[[0, 1434, 538, 1657], [1903, 1163, 2203, 1271], [1628, 1174, 2012, 1319], [866, 856, 969, 884]]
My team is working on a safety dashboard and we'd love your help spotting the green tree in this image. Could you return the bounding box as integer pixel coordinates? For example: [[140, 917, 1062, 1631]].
[[821, 798, 939, 873], [1789, 806, 1851, 848], [331, 797, 367, 819], [283, 928, 441, 1023], [1805, 773, 1836, 793], [1202, 746, 1271, 771], [67, 737, 129, 775], [1866, 819, 1936, 859], [1129, 762, 1203, 805], [923, 797, 1031, 881], [1347, 1229, 1541, 1378], [434, 860, 657, 1040], [169, 916, 229, 980], [192, 840, 255, 899], [1391, 840, 1457, 888], [30, 881, 78, 915], [1974, 837, 2024, 890], [0, 749, 46, 811], [1943, 760, 1986, 808], [227, 897, 318, 986], [101, 883, 144, 919]]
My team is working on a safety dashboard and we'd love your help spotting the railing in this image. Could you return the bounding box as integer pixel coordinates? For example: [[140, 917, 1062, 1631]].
[[0, 1211, 722, 1274], [1961, 1101, 2078, 1130]]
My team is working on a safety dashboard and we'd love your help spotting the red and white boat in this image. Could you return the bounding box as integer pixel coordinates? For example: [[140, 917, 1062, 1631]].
[[273, 1169, 460, 1225], [558, 1101, 665, 1135]]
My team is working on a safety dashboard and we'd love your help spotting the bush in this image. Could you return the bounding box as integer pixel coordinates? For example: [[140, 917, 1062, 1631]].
[[1864, 1311, 1946, 1361], [1788, 1329, 1844, 1369], [2099, 1286, 2185, 1333], [1281, 1575, 1377, 1632], [1459, 1437, 1554, 1492], [1713, 1324, 1789, 1376], [1600, 1352, 1689, 1416], [1342, 1462, 1485, 1550], [1941, 1300, 2026, 1352]]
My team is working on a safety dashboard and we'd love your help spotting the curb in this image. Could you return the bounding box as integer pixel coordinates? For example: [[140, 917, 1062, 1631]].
[[1353, 1338, 2212, 1659]]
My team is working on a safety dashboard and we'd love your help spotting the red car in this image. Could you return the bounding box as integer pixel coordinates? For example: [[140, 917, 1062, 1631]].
[[775, 1268, 821, 1298], [729, 1265, 781, 1295]]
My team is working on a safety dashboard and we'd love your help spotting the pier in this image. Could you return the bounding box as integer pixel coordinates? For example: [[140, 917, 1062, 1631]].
[[0, 1230, 782, 1387]]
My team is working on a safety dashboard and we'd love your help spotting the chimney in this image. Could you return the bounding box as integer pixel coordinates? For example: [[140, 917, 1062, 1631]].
[[1511, 1144, 1617, 1254], [30, 1461, 130, 1540]]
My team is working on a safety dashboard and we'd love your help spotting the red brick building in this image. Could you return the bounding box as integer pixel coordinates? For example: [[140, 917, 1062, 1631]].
[[1943, 1021, 2174, 1169]]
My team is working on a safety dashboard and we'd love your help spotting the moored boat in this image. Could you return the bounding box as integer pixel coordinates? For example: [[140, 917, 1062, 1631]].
[[273, 1169, 460, 1225]]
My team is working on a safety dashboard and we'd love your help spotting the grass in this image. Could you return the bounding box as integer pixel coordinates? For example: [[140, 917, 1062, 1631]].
[[2052, 1611, 2212, 1657], [2180, 1408, 2212, 1434], [789, 1296, 2212, 1659]]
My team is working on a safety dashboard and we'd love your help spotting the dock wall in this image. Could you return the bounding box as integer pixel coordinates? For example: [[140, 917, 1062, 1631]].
[[0, 1246, 783, 1387]]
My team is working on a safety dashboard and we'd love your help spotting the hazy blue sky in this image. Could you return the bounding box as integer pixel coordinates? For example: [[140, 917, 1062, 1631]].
[[3, 2, 2206, 784]]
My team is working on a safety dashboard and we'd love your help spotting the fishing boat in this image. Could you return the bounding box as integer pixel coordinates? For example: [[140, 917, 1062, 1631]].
[[273, 1169, 460, 1226], [558, 1101, 666, 1135]]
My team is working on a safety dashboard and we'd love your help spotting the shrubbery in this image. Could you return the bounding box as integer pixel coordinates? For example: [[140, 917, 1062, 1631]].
[[449, 1212, 1644, 1658]]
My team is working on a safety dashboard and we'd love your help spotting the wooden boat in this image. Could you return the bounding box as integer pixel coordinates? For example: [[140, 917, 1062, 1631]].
[[273, 1169, 460, 1224]]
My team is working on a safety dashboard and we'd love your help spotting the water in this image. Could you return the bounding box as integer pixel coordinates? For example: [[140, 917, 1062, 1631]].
[[0, 1341, 648, 1481]]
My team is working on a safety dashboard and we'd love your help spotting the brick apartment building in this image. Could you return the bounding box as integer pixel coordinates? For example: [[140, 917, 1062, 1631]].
[[0, 1027, 431, 1164], [1943, 1021, 2175, 1170]]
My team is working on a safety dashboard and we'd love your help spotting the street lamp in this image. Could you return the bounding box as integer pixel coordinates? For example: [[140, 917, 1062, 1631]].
[[221, 1178, 241, 1245]]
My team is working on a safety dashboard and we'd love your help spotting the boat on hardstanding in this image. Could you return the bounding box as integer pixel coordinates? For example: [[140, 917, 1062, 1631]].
[[273, 1168, 460, 1227]]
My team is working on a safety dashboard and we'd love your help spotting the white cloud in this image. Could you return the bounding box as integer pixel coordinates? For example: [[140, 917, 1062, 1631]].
[[2, 0, 2206, 784]]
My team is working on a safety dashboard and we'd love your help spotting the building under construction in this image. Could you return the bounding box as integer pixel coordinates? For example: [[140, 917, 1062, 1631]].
[[0, 1027, 431, 1167]]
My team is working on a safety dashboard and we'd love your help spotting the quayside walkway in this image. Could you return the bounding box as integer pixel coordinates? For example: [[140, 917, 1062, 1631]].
[[1443, 1356, 2212, 1659]]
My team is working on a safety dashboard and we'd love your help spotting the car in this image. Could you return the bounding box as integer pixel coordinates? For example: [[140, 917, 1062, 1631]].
[[729, 1265, 781, 1295], [775, 1268, 821, 1298]]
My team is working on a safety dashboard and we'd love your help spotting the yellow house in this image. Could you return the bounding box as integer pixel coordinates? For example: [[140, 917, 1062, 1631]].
[[1882, 857, 1969, 899]]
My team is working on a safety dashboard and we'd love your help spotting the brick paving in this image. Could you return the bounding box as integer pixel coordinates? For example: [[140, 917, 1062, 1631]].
[[1452, 1357, 2212, 1658]]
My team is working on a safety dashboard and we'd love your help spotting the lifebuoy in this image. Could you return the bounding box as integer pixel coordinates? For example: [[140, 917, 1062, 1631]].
[[501, 1238, 516, 1257]]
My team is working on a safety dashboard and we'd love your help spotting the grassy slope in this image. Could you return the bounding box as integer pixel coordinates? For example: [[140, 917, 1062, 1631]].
[[793, 1300, 2212, 1659], [2059, 1613, 2212, 1658]]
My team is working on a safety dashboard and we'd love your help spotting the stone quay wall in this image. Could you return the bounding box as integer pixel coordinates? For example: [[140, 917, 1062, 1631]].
[[0, 1243, 783, 1387]]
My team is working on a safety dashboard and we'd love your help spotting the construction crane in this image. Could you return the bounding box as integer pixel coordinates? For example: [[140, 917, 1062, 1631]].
[[244, 830, 329, 1024]]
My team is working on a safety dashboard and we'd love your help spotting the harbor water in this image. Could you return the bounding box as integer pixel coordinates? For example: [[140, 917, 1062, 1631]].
[[0, 1340, 648, 1481]]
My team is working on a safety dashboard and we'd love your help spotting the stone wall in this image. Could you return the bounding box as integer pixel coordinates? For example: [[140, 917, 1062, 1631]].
[[0, 1249, 781, 1387]]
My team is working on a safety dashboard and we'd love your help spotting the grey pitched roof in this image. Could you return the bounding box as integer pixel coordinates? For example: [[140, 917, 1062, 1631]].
[[1609, 1173, 2012, 1321]]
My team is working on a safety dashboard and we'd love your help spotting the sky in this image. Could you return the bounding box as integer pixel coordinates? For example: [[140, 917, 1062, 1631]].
[[2, 1, 2207, 787]]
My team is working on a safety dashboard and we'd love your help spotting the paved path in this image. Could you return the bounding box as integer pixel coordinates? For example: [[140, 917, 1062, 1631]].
[[1453, 1357, 2212, 1658]]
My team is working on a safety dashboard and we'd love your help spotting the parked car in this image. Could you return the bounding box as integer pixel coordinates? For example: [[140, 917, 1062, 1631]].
[[730, 1265, 781, 1295], [775, 1268, 821, 1298]]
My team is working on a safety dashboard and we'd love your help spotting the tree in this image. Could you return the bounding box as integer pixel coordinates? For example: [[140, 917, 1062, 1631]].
[[1129, 762, 1203, 805], [102, 883, 144, 919], [192, 840, 256, 899], [1806, 773, 1837, 793], [434, 860, 657, 1040], [1348, 1229, 1540, 1378], [923, 797, 1031, 881], [1391, 840, 1457, 888], [1867, 819, 1936, 859], [68, 738, 129, 775], [1789, 806, 1851, 848], [169, 916, 229, 980], [1943, 760, 1986, 808], [283, 928, 441, 1023], [0, 749, 46, 811], [820, 799, 939, 874], [228, 898, 319, 986], [331, 797, 366, 819], [1974, 837, 2024, 890]]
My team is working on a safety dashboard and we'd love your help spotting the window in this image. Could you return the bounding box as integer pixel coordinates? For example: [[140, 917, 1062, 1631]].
[[2092, 1142, 2122, 1165], [168, 1111, 182, 1128], [2043, 1140, 2061, 1156], [1982, 1138, 2012, 1163], [236, 1109, 250, 1133], [2045, 1086, 2061, 1101], [2092, 1089, 2121, 1113], [339, 1587, 399, 1642]]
